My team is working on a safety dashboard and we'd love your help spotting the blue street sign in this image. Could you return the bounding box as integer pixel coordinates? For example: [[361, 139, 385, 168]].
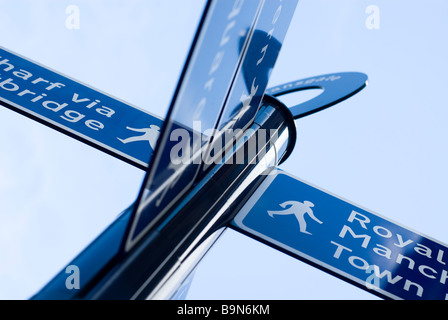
[[266, 72, 368, 119], [232, 169, 448, 300], [124, 0, 298, 251], [0, 46, 163, 170]]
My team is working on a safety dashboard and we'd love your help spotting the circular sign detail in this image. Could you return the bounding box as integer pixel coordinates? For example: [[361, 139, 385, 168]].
[[265, 72, 368, 119]]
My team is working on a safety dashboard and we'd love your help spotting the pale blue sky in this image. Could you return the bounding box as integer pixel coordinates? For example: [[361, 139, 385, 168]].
[[0, 0, 447, 299]]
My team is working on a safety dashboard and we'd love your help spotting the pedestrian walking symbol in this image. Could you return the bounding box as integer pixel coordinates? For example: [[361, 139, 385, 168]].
[[232, 169, 448, 300], [117, 125, 161, 150], [268, 200, 323, 235]]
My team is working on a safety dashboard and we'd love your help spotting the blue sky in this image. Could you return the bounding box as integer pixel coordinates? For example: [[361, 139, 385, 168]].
[[0, 0, 447, 299]]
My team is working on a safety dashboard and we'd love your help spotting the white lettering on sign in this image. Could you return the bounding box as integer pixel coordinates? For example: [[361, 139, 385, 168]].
[[331, 210, 448, 298], [267, 74, 342, 94], [0, 56, 117, 130]]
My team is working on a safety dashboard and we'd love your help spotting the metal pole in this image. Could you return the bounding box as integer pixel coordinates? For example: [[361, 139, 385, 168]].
[[33, 95, 296, 300]]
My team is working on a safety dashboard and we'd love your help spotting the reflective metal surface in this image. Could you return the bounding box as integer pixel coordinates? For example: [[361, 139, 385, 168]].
[[203, 0, 298, 166], [124, 0, 298, 252], [123, 0, 265, 251], [33, 95, 295, 299]]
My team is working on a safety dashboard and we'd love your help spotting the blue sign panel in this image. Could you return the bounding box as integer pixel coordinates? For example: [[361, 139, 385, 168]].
[[0, 46, 163, 170], [232, 169, 448, 300], [124, 0, 298, 251]]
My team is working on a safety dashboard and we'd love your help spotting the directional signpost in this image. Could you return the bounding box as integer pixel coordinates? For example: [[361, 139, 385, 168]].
[[3, 0, 446, 301], [31, 0, 301, 300], [232, 169, 448, 300]]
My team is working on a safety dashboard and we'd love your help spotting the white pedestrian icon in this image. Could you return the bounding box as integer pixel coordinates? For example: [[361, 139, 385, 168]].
[[268, 200, 323, 235], [117, 125, 160, 150]]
